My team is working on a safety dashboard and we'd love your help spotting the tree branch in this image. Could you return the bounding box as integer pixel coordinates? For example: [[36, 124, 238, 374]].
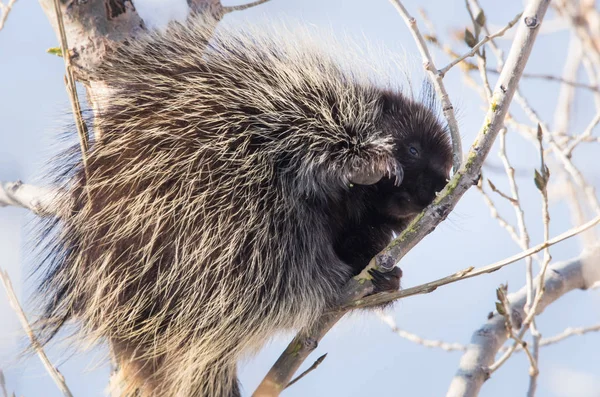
[[253, 0, 551, 395], [388, 0, 463, 173], [0, 270, 74, 397], [0, 181, 56, 215], [445, 246, 600, 397], [344, 214, 600, 309], [284, 354, 327, 390], [0, 0, 16, 31], [438, 12, 522, 77], [222, 0, 270, 14], [51, 0, 91, 190]]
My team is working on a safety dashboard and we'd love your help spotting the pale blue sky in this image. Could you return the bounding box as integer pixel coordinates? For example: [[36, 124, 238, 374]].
[[1, 1, 599, 396]]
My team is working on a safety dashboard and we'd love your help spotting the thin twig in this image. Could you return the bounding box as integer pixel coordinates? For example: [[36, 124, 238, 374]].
[[563, 177, 598, 247], [565, 111, 600, 155], [52, 0, 91, 197], [222, 0, 270, 13], [388, 0, 463, 173], [552, 35, 582, 137], [486, 70, 600, 92], [380, 317, 600, 354], [493, 284, 538, 375], [477, 181, 522, 243], [284, 354, 327, 390], [514, 92, 600, 215], [447, 247, 600, 397], [486, 179, 517, 205], [0, 270, 74, 397], [526, 125, 552, 396], [439, 12, 522, 77], [540, 324, 600, 346], [498, 128, 537, 309], [463, 0, 494, 102], [0, 369, 7, 397], [379, 313, 467, 351], [346, 214, 600, 310], [0, 0, 16, 31]]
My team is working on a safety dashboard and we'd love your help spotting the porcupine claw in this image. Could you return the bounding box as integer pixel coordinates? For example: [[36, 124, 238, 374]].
[[348, 161, 404, 186], [368, 266, 403, 293]]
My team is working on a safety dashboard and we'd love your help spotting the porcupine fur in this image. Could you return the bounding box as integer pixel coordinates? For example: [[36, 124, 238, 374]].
[[35, 14, 453, 397]]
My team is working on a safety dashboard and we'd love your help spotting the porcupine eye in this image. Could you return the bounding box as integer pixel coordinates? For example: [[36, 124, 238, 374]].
[[409, 146, 419, 157]]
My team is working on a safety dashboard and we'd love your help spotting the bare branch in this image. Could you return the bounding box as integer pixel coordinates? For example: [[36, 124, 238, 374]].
[[565, 111, 600, 155], [0, 369, 8, 397], [491, 284, 537, 377], [379, 313, 467, 351], [38, 0, 146, 140], [222, 0, 270, 14], [539, 324, 600, 346], [388, 0, 463, 173], [525, 125, 552, 396], [438, 12, 522, 77], [0, 181, 56, 215], [485, 71, 600, 92], [0, 0, 16, 31], [38, 0, 145, 81], [346, 214, 600, 310], [0, 270, 74, 397], [255, 1, 551, 393], [284, 354, 327, 390], [446, 247, 600, 397], [380, 316, 600, 354], [51, 0, 91, 192]]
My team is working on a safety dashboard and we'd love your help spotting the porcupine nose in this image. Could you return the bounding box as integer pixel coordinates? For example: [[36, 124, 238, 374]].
[[417, 172, 446, 207]]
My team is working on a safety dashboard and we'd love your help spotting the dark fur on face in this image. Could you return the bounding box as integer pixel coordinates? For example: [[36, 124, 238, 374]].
[[331, 91, 452, 275], [35, 16, 453, 397]]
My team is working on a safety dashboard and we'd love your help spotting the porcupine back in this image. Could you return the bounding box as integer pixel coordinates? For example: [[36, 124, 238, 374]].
[[34, 15, 420, 397]]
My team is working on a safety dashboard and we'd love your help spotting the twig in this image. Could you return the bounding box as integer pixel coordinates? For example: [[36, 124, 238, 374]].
[[380, 317, 600, 354], [486, 70, 600, 92], [463, 0, 494, 102], [345, 214, 600, 310], [525, 125, 552, 396], [0, 0, 16, 31], [0, 270, 74, 397], [563, 177, 598, 247], [498, 127, 536, 308], [379, 313, 467, 351], [514, 92, 600, 215], [565, 111, 600, 155], [477, 181, 522, 243], [539, 324, 600, 346], [222, 0, 270, 13], [486, 178, 517, 205], [491, 284, 537, 376], [388, 0, 462, 173], [284, 354, 327, 390], [0, 369, 7, 397], [446, 247, 600, 397], [52, 0, 90, 193], [552, 35, 582, 137], [254, 1, 550, 393], [438, 12, 522, 77]]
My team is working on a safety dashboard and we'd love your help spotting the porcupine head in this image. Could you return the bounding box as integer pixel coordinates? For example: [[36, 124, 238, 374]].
[[33, 13, 453, 397]]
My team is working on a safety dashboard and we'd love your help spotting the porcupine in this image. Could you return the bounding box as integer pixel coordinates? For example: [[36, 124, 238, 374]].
[[35, 14, 453, 397]]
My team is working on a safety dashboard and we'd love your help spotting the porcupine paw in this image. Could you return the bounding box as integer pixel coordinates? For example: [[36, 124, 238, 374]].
[[346, 156, 404, 187], [368, 266, 402, 293]]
